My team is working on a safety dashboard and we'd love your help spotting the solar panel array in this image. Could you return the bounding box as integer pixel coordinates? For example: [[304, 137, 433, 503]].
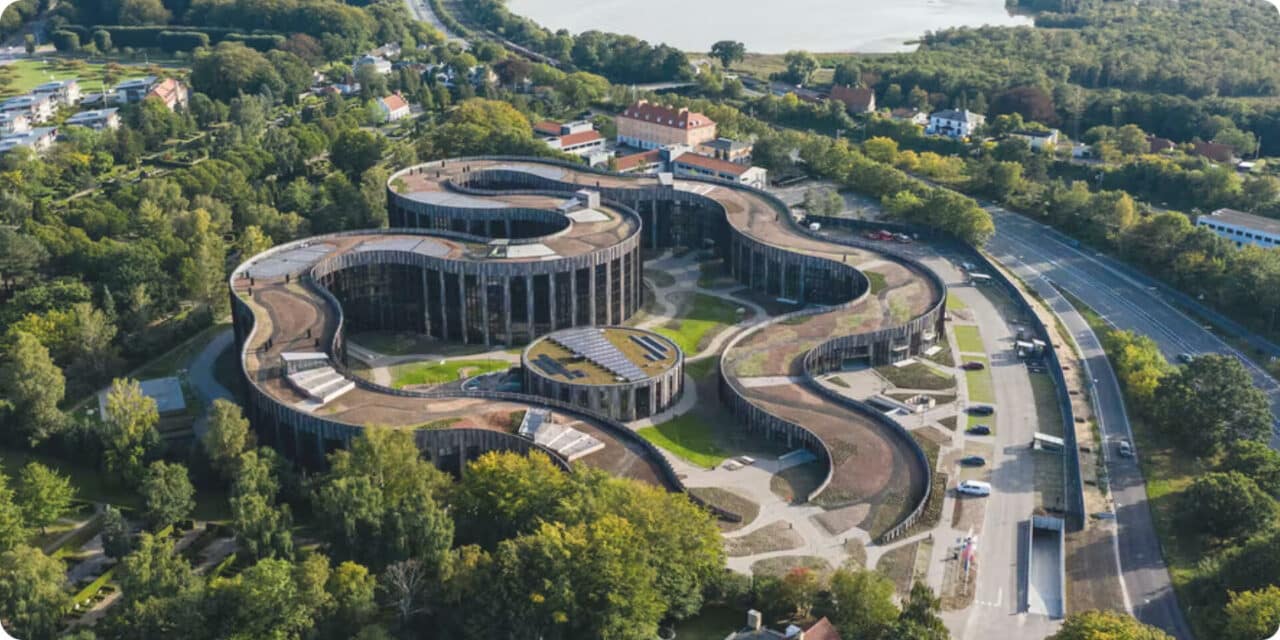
[[532, 354, 585, 380], [550, 328, 649, 382], [630, 335, 670, 363]]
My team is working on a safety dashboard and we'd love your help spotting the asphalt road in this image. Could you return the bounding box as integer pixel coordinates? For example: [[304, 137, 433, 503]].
[[985, 207, 1199, 640]]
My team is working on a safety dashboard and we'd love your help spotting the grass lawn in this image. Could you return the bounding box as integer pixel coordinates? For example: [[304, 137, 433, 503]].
[[132, 322, 231, 381], [967, 410, 995, 432], [657, 293, 743, 355], [946, 291, 968, 312], [390, 359, 510, 388], [637, 414, 727, 468], [962, 356, 994, 404], [672, 605, 743, 640], [875, 362, 955, 391], [954, 325, 985, 353], [866, 271, 888, 295], [1029, 372, 1064, 436], [350, 331, 442, 356]]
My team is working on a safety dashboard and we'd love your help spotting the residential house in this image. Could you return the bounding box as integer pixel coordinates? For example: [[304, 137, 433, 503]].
[[65, 108, 121, 131], [537, 120, 607, 163], [371, 43, 402, 59], [113, 76, 158, 104], [0, 112, 30, 135], [1196, 208, 1280, 249], [927, 109, 985, 139], [616, 100, 717, 150], [889, 107, 929, 126], [354, 54, 393, 75], [0, 94, 57, 124], [696, 137, 753, 164], [147, 78, 188, 111], [1010, 128, 1060, 152], [1146, 135, 1176, 154], [376, 94, 411, 122], [830, 85, 876, 114], [726, 610, 842, 640], [1193, 140, 1237, 164], [114, 77, 188, 111], [0, 127, 58, 154], [613, 149, 662, 174], [32, 79, 81, 107], [671, 152, 768, 189]]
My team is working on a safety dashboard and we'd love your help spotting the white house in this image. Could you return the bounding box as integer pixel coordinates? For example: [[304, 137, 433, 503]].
[[376, 94, 411, 122], [32, 79, 81, 107], [1196, 208, 1280, 249], [354, 54, 393, 75], [65, 108, 121, 131], [113, 76, 157, 104], [0, 112, 30, 135], [1010, 128, 1060, 152], [0, 127, 59, 154], [0, 94, 57, 124], [927, 109, 985, 139], [671, 152, 768, 190]]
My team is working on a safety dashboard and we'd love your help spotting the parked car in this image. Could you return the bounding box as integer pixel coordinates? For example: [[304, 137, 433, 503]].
[[1117, 439, 1133, 458], [1177, 353, 1195, 364], [894, 233, 914, 243], [959, 456, 987, 467], [961, 361, 986, 371], [957, 480, 992, 497], [966, 425, 992, 436], [967, 405, 994, 416]]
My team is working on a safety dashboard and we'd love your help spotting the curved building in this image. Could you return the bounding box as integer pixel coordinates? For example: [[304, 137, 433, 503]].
[[230, 156, 946, 539], [523, 327, 683, 421]]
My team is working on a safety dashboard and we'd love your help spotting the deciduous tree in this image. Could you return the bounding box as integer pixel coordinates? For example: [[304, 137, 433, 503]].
[[100, 378, 160, 484], [0, 545, 69, 640], [141, 461, 195, 529], [16, 462, 74, 534]]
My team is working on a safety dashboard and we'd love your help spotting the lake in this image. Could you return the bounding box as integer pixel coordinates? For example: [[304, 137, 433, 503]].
[[505, 0, 1033, 53]]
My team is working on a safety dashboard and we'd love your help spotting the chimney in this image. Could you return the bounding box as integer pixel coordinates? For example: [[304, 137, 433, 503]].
[[746, 610, 762, 631]]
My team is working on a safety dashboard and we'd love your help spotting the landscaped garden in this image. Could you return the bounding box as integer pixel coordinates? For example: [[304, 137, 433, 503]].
[[390, 359, 511, 388], [636, 414, 727, 468], [656, 293, 745, 355]]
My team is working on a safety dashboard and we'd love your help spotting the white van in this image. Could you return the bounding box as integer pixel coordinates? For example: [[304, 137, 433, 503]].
[[957, 480, 992, 497]]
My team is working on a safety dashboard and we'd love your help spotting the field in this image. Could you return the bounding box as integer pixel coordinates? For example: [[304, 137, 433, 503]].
[[390, 359, 510, 388], [656, 293, 744, 354], [636, 414, 727, 468], [875, 361, 955, 391], [962, 356, 994, 404], [954, 325, 985, 353]]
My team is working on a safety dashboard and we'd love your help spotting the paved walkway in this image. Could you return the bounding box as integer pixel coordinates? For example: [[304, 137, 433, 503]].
[[189, 328, 236, 439]]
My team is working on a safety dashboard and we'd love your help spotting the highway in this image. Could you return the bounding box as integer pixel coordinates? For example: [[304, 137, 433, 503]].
[[985, 206, 1210, 640]]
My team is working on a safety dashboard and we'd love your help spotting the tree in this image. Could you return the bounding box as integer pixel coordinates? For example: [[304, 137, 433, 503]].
[[190, 42, 284, 102], [22, 34, 33, 55], [326, 561, 377, 638], [828, 568, 898, 639], [863, 137, 900, 164], [313, 429, 452, 568], [118, 0, 170, 24], [118, 533, 200, 606], [93, 29, 112, 53], [100, 378, 160, 485], [0, 227, 46, 290], [1178, 471, 1277, 541], [0, 546, 69, 640], [141, 461, 195, 529], [783, 50, 818, 86], [776, 567, 820, 619], [1225, 586, 1280, 640], [230, 451, 294, 561], [1050, 610, 1173, 639], [1155, 354, 1272, 452], [101, 505, 134, 560], [1221, 440, 1280, 498], [382, 558, 431, 629], [892, 582, 948, 640], [203, 399, 253, 476], [833, 60, 861, 87], [0, 473, 28, 552], [179, 208, 228, 313], [0, 331, 65, 445], [15, 463, 74, 534], [556, 71, 609, 107], [331, 129, 385, 178], [237, 226, 273, 261], [208, 556, 329, 639], [709, 40, 746, 69], [1115, 124, 1149, 156], [426, 98, 534, 158]]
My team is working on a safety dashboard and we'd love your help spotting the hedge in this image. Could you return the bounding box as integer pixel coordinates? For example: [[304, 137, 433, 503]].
[[69, 25, 282, 50], [51, 30, 80, 52], [158, 30, 210, 52], [224, 33, 285, 52]]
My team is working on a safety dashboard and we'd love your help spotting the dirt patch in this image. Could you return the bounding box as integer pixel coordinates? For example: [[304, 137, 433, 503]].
[[1065, 525, 1125, 615], [751, 555, 833, 578], [876, 541, 920, 597], [844, 539, 868, 569], [725, 520, 806, 557], [688, 487, 761, 533], [912, 425, 952, 449], [941, 553, 978, 611], [938, 416, 958, 431], [951, 494, 987, 533], [812, 504, 870, 536]]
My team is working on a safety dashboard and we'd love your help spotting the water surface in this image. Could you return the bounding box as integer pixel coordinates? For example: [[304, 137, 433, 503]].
[[506, 0, 1033, 53]]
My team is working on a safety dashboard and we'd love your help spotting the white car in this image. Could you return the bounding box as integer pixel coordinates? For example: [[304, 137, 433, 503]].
[[957, 480, 992, 497], [1117, 439, 1133, 458]]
